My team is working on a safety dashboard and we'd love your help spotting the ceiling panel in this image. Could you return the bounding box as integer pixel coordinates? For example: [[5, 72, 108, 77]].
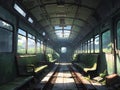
[[77, 7, 93, 20], [42, 0, 56, 4], [39, 20, 50, 27], [30, 7, 43, 21], [51, 18, 60, 25], [44, 26, 53, 31], [23, 0, 39, 9], [74, 20, 85, 27], [65, 0, 75, 3], [21, 0, 102, 47], [64, 18, 73, 25], [72, 26, 80, 32], [82, 0, 101, 8], [45, 4, 57, 13]]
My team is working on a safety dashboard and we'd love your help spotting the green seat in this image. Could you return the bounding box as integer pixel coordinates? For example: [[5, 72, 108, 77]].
[[27, 64, 48, 73], [34, 65, 48, 73]]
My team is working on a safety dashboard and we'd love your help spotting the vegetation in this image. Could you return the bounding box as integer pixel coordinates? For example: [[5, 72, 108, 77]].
[[102, 30, 112, 53]]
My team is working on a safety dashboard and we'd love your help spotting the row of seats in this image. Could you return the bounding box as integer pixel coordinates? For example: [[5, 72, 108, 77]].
[[72, 54, 99, 77], [0, 55, 55, 90], [0, 64, 50, 90]]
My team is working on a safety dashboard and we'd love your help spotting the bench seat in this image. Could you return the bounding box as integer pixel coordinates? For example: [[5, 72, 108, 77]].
[[27, 65, 48, 74], [0, 76, 34, 90], [72, 54, 99, 78], [84, 63, 97, 72], [74, 61, 97, 73], [34, 65, 48, 73]]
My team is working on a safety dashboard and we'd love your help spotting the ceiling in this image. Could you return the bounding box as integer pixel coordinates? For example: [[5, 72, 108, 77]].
[[20, 0, 102, 48]]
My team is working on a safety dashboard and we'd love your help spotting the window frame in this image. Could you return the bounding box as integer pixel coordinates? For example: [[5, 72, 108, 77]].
[[0, 19, 14, 53], [94, 34, 100, 53], [90, 38, 94, 53], [101, 30, 112, 53], [17, 28, 27, 54], [28, 17, 33, 23], [13, 3, 26, 17], [27, 33, 36, 54], [36, 39, 41, 53]]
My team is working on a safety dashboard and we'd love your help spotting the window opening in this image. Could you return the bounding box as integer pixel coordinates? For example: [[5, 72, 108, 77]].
[[0, 20, 13, 52], [17, 28, 26, 53], [95, 35, 99, 53], [14, 3, 26, 17], [27, 33, 35, 54], [28, 17, 33, 23], [102, 30, 111, 53], [61, 47, 67, 53]]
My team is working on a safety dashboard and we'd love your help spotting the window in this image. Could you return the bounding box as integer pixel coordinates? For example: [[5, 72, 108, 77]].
[[54, 25, 72, 30], [46, 47, 53, 54], [82, 43, 85, 53], [0, 20, 13, 52], [102, 30, 111, 53], [27, 34, 35, 54], [17, 29, 26, 53], [78, 46, 81, 53], [64, 30, 70, 38], [95, 35, 99, 53], [55, 30, 70, 38], [117, 20, 120, 50], [42, 32, 46, 36], [41, 41, 44, 53], [54, 25, 71, 38], [80, 45, 82, 53], [18, 28, 26, 36], [0, 20, 13, 30], [88, 40, 90, 53], [28, 17, 33, 23], [54, 26, 62, 30], [91, 38, 94, 53], [37, 40, 41, 53], [55, 30, 63, 38], [81, 44, 83, 53], [64, 25, 72, 30], [61, 47, 67, 53], [28, 34, 35, 39], [14, 3, 26, 17]]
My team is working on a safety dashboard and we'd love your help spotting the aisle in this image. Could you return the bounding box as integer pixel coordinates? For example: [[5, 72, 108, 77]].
[[52, 63, 77, 90]]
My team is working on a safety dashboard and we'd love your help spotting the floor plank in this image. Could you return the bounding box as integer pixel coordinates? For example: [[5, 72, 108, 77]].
[[52, 63, 77, 90]]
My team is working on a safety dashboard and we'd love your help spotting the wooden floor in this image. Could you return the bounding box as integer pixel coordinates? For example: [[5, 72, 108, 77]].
[[52, 63, 77, 90], [37, 63, 108, 90]]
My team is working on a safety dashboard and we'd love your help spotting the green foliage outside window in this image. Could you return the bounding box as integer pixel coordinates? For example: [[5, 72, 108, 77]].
[[17, 35, 26, 53], [95, 35, 99, 53], [0, 20, 13, 52], [27, 38, 35, 54], [37, 41, 41, 53], [102, 30, 111, 53]]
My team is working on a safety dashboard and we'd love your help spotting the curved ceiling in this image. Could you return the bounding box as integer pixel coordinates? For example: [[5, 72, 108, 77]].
[[21, 0, 101, 47]]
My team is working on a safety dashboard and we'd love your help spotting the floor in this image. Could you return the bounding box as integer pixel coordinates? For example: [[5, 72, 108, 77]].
[[38, 63, 108, 90], [52, 63, 77, 90]]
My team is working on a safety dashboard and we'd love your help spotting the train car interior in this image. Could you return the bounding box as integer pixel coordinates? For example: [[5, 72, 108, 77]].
[[1, 0, 120, 90]]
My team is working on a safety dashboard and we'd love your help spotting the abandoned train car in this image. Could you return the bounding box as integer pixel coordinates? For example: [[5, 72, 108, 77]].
[[0, 0, 120, 90]]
